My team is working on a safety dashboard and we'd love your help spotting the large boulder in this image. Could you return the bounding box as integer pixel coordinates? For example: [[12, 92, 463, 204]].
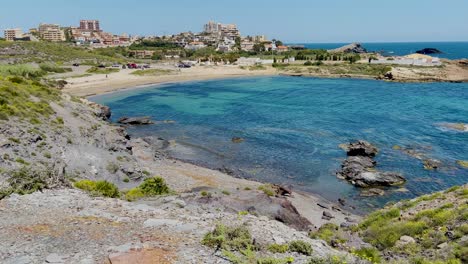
[[118, 116, 154, 125]]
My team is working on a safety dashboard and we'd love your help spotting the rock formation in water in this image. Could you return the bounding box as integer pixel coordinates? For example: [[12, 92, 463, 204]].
[[328, 43, 368, 54], [118, 116, 154, 125], [337, 140, 406, 187]]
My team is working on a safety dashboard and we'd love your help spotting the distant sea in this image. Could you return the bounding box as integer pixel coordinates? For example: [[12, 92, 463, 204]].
[[290, 42, 468, 60]]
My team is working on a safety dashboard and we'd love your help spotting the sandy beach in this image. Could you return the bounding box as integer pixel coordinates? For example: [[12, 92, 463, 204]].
[[64, 65, 278, 97]]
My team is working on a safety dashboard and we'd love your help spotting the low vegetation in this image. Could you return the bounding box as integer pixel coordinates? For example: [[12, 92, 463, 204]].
[[74, 179, 120, 198], [202, 224, 316, 263], [86, 67, 120, 74], [39, 63, 72, 73], [124, 176, 171, 201], [0, 66, 60, 122], [278, 63, 392, 77], [0, 167, 49, 199], [130, 68, 173, 76], [0, 41, 126, 64], [352, 186, 466, 263], [258, 184, 275, 196]]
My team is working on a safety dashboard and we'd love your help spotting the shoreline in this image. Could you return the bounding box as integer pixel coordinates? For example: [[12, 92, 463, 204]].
[[64, 66, 278, 97], [64, 62, 468, 98]]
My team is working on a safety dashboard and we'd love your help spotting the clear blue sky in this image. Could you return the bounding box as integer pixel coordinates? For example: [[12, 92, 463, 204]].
[[2, 0, 468, 43]]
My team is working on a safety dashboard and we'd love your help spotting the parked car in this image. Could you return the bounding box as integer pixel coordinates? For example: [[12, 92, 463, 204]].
[[98, 64, 106, 68], [127, 63, 138, 69], [111, 64, 121, 68], [143, 64, 151, 69], [177, 63, 191, 68], [72, 63, 80, 67]]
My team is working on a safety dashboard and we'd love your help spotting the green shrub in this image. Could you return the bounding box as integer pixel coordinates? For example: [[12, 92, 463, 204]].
[[123, 177, 130, 183], [288, 240, 313, 256], [74, 179, 120, 198], [15, 158, 29, 165], [0, 64, 45, 78], [352, 247, 381, 263], [9, 167, 48, 194], [222, 190, 231, 195], [125, 187, 145, 201], [257, 256, 294, 264], [139, 176, 170, 196], [74, 179, 96, 192], [8, 137, 20, 143], [309, 223, 339, 244], [267, 243, 289, 253], [202, 224, 253, 251]]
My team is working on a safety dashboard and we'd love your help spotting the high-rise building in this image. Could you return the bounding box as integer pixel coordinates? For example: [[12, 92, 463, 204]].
[[203, 21, 240, 40], [4, 28, 23, 41], [79, 20, 100, 31], [204, 21, 221, 33], [38, 23, 65, 42]]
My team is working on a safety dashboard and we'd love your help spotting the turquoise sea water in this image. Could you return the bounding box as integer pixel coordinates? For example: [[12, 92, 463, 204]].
[[293, 42, 468, 59], [91, 77, 468, 211]]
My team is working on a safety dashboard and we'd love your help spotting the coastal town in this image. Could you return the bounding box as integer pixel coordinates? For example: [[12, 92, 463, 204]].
[[3, 19, 448, 67]]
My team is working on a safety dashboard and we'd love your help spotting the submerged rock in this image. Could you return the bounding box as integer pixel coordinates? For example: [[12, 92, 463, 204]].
[[231, 137, 244, 143], [457, 160, 468, 169], [423, 159, 442, 170], [437, 122, 468, 132], [118, 116, 154, 125], [360, 188, 386, 197]]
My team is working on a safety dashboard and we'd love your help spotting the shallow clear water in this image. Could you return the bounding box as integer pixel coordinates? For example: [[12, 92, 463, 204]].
[[91, 77, 468, 211], [293, 42, 468, 59]]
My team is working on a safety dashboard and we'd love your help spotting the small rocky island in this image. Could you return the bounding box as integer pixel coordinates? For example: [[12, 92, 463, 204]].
[[416, 48, 443, 54]]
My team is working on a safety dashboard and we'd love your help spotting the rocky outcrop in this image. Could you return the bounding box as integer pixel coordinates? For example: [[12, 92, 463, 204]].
[[329, 43, 367, 54], [416, 48, 443, 55], [337, 141, 406, 187], [118, 116, 154, 125], [96, 105, 111, 120]]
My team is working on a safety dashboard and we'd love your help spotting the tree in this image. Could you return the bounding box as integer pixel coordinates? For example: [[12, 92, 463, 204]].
[[253, 43, 265, 53], [235, 37, 241, 51], [275, 40, 283, 47]]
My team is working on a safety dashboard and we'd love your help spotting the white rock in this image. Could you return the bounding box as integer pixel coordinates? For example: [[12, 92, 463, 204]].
[[45, 253, 66, 263], [437, 242, 448, 249], [399, 235, 416, 244]]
